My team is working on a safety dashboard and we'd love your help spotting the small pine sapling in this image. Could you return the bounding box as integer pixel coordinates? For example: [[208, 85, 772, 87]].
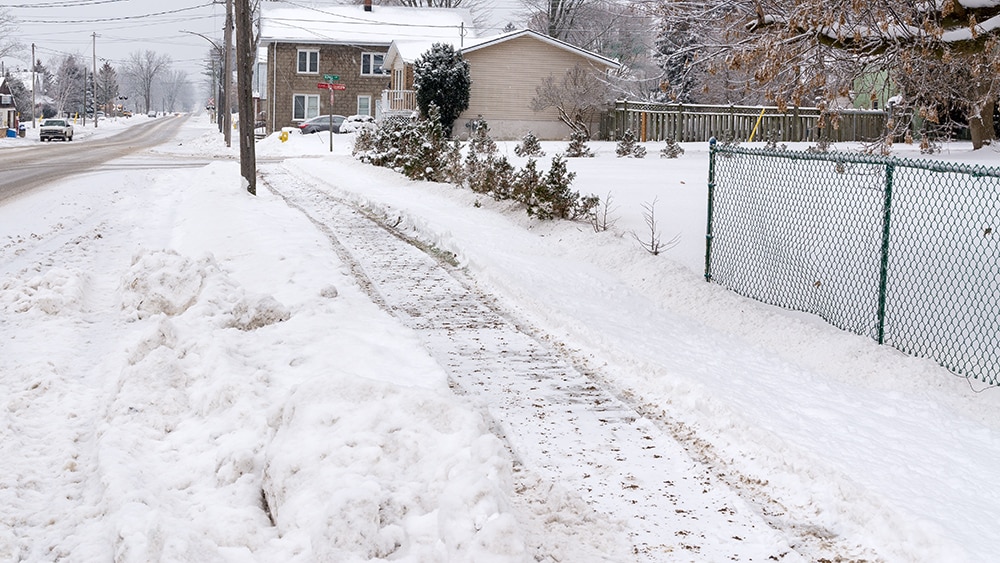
[[565, 129, 595, 158], [468, 119, 497, 156], [514, 131, 545, 157], [616, 129, 639, 157], [513, 158, 544, 211], [660, 137, 684, 158]]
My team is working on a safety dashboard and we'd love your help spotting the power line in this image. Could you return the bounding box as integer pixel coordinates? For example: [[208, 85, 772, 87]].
[[0, 0, 132, 8], [18, 3, 215, 24]]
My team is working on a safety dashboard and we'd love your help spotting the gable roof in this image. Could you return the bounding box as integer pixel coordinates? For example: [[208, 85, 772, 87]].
[[461, 29, 620, 70], [384, 39, 462, 67], [383, 29, 621, 70], [259, 4, 473, 47]]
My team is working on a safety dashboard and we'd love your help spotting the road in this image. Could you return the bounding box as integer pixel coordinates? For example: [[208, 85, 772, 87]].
[[0, 115, 194, 203]]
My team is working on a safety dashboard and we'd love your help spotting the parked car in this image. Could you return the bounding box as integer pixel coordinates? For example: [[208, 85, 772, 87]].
[[39, 119, 73, 142], [147, 111, 157, 118], [298, 114, 346, 134], [339, 114, 376, 134]]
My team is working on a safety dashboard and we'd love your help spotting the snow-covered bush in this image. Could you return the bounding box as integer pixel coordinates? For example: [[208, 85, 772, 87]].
[[514, 132, 545, 157], [353, 104, 459, 183], [465, 120, 499, 194], [616, 129, 643, 158], [565, 130, 595, 158], [660, 137, 685, 158], [517, 155, 598, 220]]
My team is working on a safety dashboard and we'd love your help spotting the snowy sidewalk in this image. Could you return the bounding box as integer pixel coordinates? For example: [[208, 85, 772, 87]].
[[264, 162, 830, 561]]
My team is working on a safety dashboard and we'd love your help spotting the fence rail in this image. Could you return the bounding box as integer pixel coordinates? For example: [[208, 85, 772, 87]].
[[606, 101, 888, 144], [705, 146, 1000, 386]]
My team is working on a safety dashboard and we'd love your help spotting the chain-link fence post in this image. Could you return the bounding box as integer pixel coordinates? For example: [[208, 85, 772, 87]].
[[876, 162, 896, 344], [705, 144, 717, 282]]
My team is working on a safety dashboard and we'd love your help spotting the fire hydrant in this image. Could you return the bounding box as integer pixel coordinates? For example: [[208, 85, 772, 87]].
[[279, 130, 289, 143]]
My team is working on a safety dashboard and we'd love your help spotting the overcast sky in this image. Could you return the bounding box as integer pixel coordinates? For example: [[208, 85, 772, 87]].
[[5, 0, 230, 97], [3, 0, 520, 81]]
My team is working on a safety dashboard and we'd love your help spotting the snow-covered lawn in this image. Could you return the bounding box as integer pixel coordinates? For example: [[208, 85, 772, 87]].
[[1, 114, 998, 561]]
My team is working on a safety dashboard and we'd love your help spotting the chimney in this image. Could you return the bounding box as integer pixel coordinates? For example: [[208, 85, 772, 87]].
[[364, 0, 372, 11]]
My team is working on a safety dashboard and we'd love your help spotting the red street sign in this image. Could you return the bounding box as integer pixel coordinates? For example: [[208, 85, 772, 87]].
[[317, 83, 347, 90]]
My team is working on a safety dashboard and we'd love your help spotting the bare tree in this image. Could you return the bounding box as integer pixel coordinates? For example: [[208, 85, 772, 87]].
[[124, 50, 172, 114], [160, 70, 189, 112], [532, 64, 611, 138], [0, 9, 21, 61], [655, 0, 1000, 148], [52, 54, 86, 116], [631, 197, 680, 255]]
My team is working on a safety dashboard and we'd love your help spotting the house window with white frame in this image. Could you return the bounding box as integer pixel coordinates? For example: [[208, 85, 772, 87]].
[[293, 94, 320, 121], [357, 95, 372, 116], [361, 53, 385, 76], [297, 49, 319, 74]]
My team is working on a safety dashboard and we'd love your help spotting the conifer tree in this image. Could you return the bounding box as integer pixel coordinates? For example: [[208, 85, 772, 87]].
[[413, 44, 471, 137]]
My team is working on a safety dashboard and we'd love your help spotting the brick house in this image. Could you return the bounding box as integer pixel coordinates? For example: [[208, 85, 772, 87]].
[[257, 1, 472, 133]]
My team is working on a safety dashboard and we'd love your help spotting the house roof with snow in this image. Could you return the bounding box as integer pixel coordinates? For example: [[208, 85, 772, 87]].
[[259, 3, 474, 47], [383, 39, 462, 67], [383, 29, 620, 70], [461, 29, 620, 69]]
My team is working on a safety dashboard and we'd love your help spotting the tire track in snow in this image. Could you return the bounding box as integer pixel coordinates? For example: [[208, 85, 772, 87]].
[[261, 164, 801, 562]]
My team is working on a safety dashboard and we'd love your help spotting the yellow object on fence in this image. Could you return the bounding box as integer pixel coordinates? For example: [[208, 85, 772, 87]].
[[747, 108, 766, 142]]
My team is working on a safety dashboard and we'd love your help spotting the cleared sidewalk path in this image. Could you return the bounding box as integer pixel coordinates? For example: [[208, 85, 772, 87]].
[[262, 163, 801, 562]]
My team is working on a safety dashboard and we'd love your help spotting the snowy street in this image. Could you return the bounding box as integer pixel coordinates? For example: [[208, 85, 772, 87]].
[[2, 115, 999, 561]]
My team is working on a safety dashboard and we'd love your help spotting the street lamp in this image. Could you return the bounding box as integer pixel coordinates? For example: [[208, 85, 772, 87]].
[[182, 29, 230, 146]]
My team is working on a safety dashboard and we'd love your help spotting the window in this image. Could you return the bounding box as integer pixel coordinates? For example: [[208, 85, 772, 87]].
[[361, 53, 385, 76], [357, 95, 372, 116], [297, 49, 319, 74], [293, 94, 320, 121], [393, 68, 403, 90]]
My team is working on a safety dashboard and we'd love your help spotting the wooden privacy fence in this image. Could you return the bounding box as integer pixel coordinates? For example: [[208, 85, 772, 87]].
[[604, 101, 888, 144]]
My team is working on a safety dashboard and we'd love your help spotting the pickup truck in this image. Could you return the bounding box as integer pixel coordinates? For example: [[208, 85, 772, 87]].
[[40, 119, 74, 142]]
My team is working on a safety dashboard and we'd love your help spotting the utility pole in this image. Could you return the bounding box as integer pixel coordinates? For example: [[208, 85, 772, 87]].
[[235, 0, 256, 195], [92, 33, 98, 128], [181, 30, 223, 127], [223, 0, 233, 148], [31, 43, 36, 128]]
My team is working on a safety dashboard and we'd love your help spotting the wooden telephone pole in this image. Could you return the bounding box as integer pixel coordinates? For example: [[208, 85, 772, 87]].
[[235, 0, 256, 195], [223, 0, 233, 148]]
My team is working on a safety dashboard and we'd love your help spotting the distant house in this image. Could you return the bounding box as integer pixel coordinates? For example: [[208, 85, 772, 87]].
[[382, 29, 621, 140], [0, 79, 17, 132], [257, 0, 473, 133]]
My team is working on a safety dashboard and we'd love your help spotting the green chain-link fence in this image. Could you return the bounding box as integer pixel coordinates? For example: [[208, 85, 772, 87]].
[[705, 146, 1000, 386]]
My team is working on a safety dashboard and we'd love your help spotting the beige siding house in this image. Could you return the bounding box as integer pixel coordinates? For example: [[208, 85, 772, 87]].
[[383, 30, 620, 139]]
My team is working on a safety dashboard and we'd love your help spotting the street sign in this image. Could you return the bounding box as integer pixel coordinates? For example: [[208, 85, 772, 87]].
[[317, 83, 347, 90], [323, 74, 340, 82]]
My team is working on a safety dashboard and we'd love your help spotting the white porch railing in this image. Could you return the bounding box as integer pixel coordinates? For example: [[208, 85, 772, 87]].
[[381, 89, 416, 112]]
